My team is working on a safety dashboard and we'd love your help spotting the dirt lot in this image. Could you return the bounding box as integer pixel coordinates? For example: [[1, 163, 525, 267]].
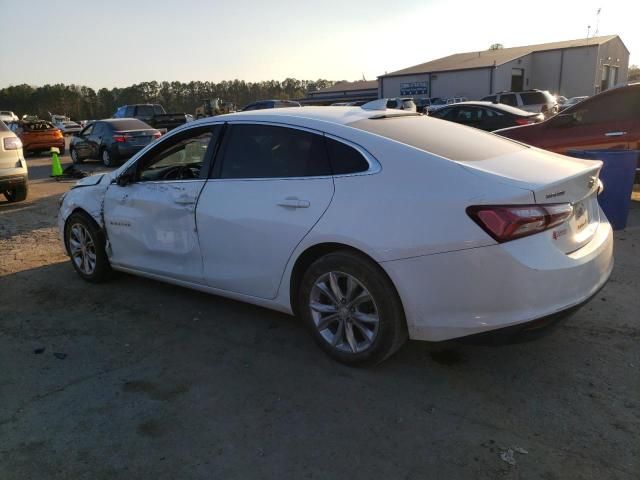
[[1, 147, 639, 479]]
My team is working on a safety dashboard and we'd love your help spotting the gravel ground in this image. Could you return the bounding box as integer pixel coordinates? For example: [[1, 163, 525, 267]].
[[1, 148, 639, 479]]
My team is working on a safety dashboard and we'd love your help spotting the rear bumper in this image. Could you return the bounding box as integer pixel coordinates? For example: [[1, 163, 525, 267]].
[[112, 144, 145, 159], [382, 218, 614, 342], [23, 139, 65, 151], [0, 173, 28, 191]]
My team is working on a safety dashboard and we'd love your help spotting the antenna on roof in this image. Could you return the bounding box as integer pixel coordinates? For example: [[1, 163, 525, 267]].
[[587, 25, 591, 39], [362, 73, 366, 81], [594, 8, 601, 37]]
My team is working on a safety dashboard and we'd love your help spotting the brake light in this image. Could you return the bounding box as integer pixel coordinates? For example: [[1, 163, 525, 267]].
[[153, 131, 161, 139], [515, 118, 533, 125], [467, 204, 573, 243], [53, 130, 63, 139], [113, 135, 126, 143], [3, 137, 22, 150]]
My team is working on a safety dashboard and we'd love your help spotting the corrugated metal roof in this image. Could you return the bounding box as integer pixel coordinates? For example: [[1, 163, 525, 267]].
[[380, 35, 620, 77], [309, 80, 379, 95]]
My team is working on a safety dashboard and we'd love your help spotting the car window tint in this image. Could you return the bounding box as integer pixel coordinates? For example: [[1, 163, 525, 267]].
[[136, 105, 154, 117], [153, 105, 164, 115], [109, 119, 150, 130], [139, 129, 214, 182], [221, 124, 331, 179], [456, 108, 481, 121], [81, 124, 94, 136], [500, 94, 518, 106], [429, 108, 451, 119], [520, 92, 547, 105], [483, 108, 502, 117], [571, 89, 640, 124], [325, 137, 370, 174]]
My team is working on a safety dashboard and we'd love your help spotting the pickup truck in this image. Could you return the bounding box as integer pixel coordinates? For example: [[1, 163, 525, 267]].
[[113, 104, 188, 132]]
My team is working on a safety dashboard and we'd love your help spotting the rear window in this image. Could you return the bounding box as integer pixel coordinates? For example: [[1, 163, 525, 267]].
[[24, 121, 55, 131], [349, 115, 525, 162], [109, 119, 150, 130], [520, 92, 548, 105], [136, 105, 155, 117]]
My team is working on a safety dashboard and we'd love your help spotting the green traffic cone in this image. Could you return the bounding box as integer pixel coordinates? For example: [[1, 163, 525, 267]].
[[51, 147, 63, 177]]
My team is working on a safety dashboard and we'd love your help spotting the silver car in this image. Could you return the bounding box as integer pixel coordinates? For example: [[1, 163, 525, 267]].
[[0, 121, 28, 202]]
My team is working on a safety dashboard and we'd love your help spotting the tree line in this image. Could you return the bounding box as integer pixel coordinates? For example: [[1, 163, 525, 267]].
[[0, 78, 337, 121]]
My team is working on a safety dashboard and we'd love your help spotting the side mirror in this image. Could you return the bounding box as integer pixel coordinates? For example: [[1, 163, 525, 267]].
[[116, 170, 134, 186]]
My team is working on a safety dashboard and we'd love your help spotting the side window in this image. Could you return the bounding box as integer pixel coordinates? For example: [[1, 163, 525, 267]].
[[220, 124, 331, 179], [500, 94, 518, 107], [325, 137, 370, 175], [124, 106, 135, 117], [81, 124, 94, 137], [91, 123, 103, 137], [483, 95, 497, 102], [483, 108, 502, 117], [137, 127, 217, 182], [429, 107, 452, 119], [114, 107, 126, 118], [571, 90, 639, 125], [455, 107, 479, 121]]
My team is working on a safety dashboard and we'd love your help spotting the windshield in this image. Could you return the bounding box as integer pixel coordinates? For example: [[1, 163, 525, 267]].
[[431, 98, 447, 105]]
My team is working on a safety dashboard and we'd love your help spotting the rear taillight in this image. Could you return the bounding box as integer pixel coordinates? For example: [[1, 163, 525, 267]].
[[467, 204, 573, 243], [53, 130, 63, 139], [515, 118, 533, 126], [112, 135, 126, 143], [153, 131, 161, 139], [3, 137, 22, 150]]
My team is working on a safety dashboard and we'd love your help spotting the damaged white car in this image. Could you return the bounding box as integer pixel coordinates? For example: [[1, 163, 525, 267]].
[[58, 105, 613, 365]]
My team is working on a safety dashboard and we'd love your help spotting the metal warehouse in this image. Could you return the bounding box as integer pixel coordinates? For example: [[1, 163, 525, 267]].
[[378, 35, 629, 100]]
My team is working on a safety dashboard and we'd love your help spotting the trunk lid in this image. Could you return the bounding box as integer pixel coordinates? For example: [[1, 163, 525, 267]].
[[460, 147, 603, 253]]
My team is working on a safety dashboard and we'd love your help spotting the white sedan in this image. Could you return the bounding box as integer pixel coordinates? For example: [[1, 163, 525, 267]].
[[57, 104, 613, 365]]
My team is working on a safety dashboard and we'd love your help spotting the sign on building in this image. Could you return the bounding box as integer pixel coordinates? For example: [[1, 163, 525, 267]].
[[400, 81, 429, 96]]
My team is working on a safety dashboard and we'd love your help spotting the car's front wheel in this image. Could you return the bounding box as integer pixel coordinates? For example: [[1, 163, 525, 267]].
[[3, 183, 28, 202], [298, 250, 407, 365], [64, 212, 112, 282]]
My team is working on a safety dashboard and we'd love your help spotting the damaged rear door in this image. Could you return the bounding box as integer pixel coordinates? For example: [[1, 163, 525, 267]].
[[103, 125, 221, 283]]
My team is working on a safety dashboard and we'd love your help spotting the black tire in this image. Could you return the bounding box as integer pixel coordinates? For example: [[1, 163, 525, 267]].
[[298, 250, 407, 366], [70, 147, 83, 164], [64, 211, 112, 283], [101, 148, 114, 167], [3, 183, 28, 202]]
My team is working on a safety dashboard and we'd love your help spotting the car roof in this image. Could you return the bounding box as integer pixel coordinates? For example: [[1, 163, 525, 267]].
[[196, 106, 418, 127], [438, 101, 535, 116]]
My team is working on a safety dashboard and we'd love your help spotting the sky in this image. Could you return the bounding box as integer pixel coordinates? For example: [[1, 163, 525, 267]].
[[1, 0, 638, 89]]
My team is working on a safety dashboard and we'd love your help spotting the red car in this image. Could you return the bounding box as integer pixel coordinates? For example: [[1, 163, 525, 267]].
[[496, 84, 640, 154], [10, 120, 65, 156]]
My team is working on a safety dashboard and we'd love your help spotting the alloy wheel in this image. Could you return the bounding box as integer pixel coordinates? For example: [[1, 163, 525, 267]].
[[309, 271, 380, 354], [68, 223, 97, 275]]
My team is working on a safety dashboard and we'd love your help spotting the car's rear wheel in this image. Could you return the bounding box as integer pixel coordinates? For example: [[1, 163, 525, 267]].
[[64, 212, 112, 283], [70, 147, 83, 164], [3, 183, 28, 202], [101, 148, 114, 167], [298, 250, 407, 365]]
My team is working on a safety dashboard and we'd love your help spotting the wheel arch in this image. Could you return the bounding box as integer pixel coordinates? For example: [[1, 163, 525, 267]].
[[288, 242, 404, 318]]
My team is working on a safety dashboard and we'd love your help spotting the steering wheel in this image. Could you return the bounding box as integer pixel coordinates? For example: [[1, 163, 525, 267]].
[[161, 165, 198, 180]]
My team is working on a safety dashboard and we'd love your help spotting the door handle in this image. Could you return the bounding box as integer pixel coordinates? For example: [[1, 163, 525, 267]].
[[174, 195, 197, 205], [278, 197, 310, 209], [605, 131, 627, 137]]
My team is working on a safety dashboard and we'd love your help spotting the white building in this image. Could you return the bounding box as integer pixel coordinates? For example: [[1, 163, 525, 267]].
[[378, 35, 629, 100]]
